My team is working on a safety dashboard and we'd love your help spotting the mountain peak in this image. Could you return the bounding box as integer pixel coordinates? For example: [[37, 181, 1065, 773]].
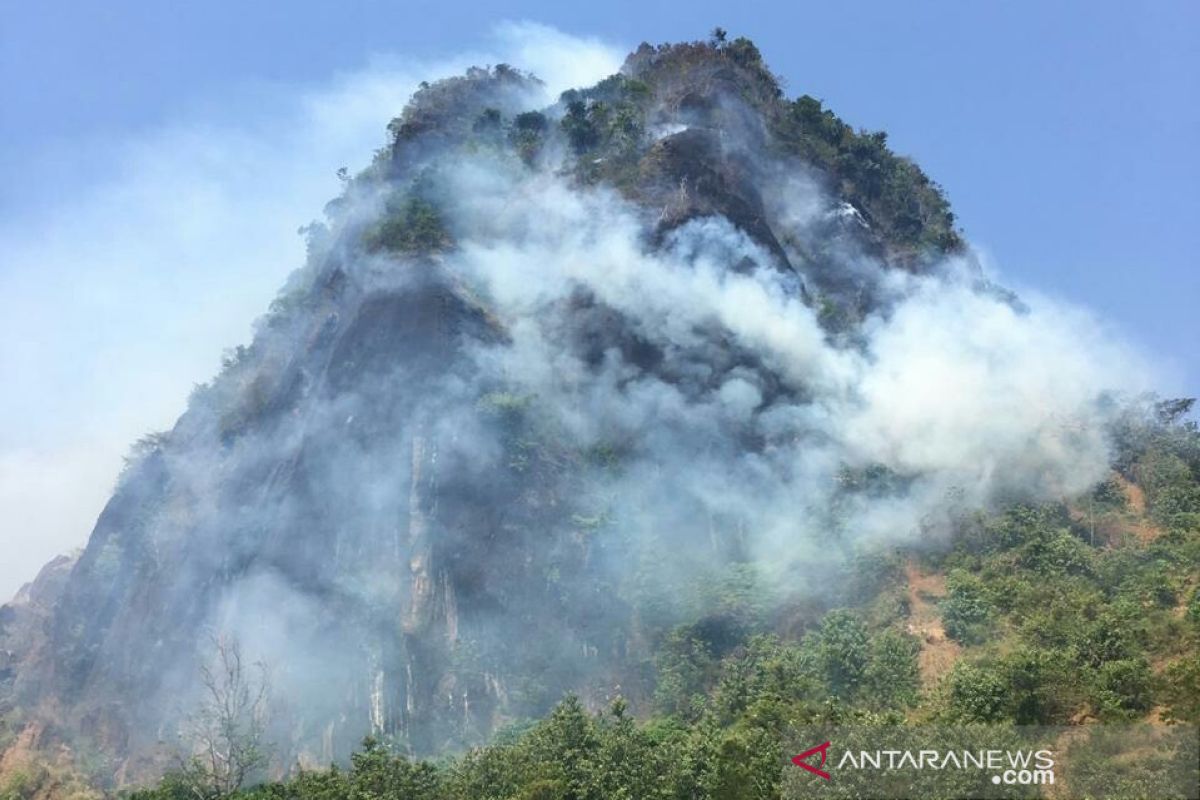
[[2, 35, 1166, 797]]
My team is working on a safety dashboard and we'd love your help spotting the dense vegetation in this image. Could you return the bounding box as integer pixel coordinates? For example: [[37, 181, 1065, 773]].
[[556, 33, 961, 261], [123, 398, 1200, 799]]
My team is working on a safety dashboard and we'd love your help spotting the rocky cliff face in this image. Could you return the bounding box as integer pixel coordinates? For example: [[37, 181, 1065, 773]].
[[3, 36, 1074, 790]]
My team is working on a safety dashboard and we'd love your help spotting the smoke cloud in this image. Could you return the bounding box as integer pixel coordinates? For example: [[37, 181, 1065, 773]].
[[1, 27, 1171, 771], [0, 23, 625, 600], [432, 156, 1156, 574], [154, 132, 1160, 756]]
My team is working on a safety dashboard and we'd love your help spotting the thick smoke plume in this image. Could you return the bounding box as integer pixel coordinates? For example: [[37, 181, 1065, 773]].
[[0, 22, 624, 601], [361, 153, 1151, 581], [0, 33, 1162, 778], [181, 94, 1154, 756]]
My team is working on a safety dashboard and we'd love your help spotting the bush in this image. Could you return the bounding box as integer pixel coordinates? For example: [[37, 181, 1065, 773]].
[[809, 610, 869, 699], [940, 570, 992, 645], [863, 630, 920, 709], [947, 664, 1008, 723], [363, 195, 450, 254], [1094, 658, 1153, 718], [1159, 658, 1200, 724]]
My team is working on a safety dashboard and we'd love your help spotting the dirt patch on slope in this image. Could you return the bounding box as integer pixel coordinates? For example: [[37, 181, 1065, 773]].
[[1067, 473, 1163, 546], [0, 720, 102, 800], [903, 562, 960, 686], [1115, 474, 1163, 544]]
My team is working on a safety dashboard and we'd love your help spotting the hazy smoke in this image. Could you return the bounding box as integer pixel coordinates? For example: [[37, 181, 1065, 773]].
[[4, 29, 1166, 770], [438, 157, 1150, 562], [171, 69, 1160, 754], [0, 23, 624, 600]]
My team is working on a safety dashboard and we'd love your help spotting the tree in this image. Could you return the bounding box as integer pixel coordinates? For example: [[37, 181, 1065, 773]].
[[947, 664, 1007, 723], [1002, 648, 1074, 724], [560, 100, 599, 153], [941, 570, 992, 644], [653, 628, 714, 718], [1094, 658, 1153, 718], [811, 610, 869, 698], [863, 630, 920, 709], [1159, 658, 1200, 724], [1188, 586, 1200, 630], [349, 736, 442, 800], [177, 635, 271, 798]]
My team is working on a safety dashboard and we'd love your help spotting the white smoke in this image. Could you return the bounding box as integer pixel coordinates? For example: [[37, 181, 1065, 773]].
[[1, 29, 1170, 765], [0, 24, 625, 600], [428, 153, 1157, 571]]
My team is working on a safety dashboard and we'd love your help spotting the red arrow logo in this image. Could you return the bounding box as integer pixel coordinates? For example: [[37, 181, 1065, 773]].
[[792, 740, 832, 780]]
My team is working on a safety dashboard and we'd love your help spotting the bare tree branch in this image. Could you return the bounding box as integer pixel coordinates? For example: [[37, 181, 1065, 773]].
[[177, 633, 271, 798]]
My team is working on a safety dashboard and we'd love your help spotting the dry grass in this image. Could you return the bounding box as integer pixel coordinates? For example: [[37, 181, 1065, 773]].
[[903, 561, 961, 687], [1114, 474, 1164, 544], [1067, 471, 1163, 547], [0, 721, 101, 800]]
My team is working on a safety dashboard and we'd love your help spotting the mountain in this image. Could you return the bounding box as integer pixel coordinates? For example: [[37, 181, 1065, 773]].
[[2, 35, 1197, 798]]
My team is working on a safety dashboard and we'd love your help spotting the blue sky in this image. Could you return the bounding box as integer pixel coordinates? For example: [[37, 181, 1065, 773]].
[[0, 1, 1196, 595]]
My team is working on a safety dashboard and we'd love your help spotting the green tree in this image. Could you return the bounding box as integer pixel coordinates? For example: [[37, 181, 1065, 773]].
[[346, 736, 441, 800], [653, 628, 714, 718], [1159, 658, 1200, 724], [1187, 586, 1200, 630], [941, 570, 992, 644], [863, 630, 920, 709], [1094, 658, 1153, 718], [810, 610, 869, 699], [947, 663, 1007, 723]]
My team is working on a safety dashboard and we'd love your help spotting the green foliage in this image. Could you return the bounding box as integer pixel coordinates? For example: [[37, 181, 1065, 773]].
[[1110, 396, 1199, 475], [808, 609, 869, 699], [697, 563, 768, 632], [363, 194, 450, 254], [385, 64, 537, 148], [946, 663, 1007, 723], [509, 111, 548, 163], [710, 635, 819, 721], [653, 627, 716, 718], [1, 768, 41, 800], [557, 74, 649, 187], [940, 569, 992, 644], [472, 107, 502, 135], [118, 430, 170, 481], [1159, 657, 1200, 724], [129, 771, 205, 800], [348, 736, 442, 799], [1061, 725, 1199, 800], [1188, 585, 1200, 629], [1093, 657, 1153, 718], [1075, 608, 1141, 668], [1090, 474, 1127, 509], [1017, 526, 1094, 577], [999, 648, 1078, 725], [774, 95, 960, 255], [862, 630, 920, 710], [1136, 449, 1200, 525], [560, 100, 600, 154], [131, 397, 1200, 799]]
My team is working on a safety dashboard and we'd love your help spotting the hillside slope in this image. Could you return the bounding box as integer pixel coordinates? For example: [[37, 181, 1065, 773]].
[[2, 35, 1195, 798], [127, 410, 1200, 798]]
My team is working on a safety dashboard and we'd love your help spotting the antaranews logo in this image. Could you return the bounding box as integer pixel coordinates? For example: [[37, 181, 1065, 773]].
[[784, 725, 1198, 799], [791, 741, 832, 780], [790, 740, 1055, 786]]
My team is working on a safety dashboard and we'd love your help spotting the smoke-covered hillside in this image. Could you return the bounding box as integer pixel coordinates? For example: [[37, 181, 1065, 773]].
[[2, 35, 1196, 797]]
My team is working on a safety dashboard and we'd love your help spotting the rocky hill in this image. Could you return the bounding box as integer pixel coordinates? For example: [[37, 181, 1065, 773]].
[[2, 35, 1196, 798]]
